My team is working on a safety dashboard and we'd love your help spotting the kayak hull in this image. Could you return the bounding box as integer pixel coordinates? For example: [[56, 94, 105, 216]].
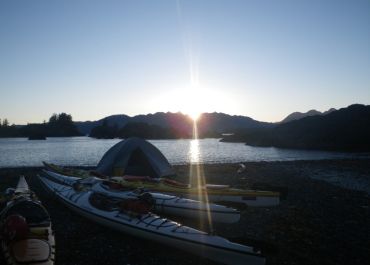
[[39, 176, 265, 265]]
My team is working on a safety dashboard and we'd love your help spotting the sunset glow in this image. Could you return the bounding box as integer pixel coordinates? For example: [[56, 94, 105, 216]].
[[154, 85, 233, 122], [0, 1, 369, 124]]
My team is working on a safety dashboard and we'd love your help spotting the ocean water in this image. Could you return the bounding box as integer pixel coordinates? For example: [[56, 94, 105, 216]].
[[0, 137, 366, 168]]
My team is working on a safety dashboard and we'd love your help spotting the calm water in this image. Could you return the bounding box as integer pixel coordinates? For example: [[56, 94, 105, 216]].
[[0, 137, 366, 168]]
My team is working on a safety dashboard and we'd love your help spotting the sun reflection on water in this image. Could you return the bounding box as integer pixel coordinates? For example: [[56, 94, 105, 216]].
[[189, 139, 200, 164], [188, 120, 213, 232]]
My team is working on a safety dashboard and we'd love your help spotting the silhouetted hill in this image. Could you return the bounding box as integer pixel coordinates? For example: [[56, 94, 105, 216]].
[[89, 118, 119, 139], [323, 108, 337, 115], [82, 112, 272, 138], [198, 112, 273, 135], [75, 114, 130, 135], [118, 122, 187, 139], [281, 110, 321, 123], [222, 104, 370, 151], [281, 108, 336, 123], [131, 112, 193, 137]]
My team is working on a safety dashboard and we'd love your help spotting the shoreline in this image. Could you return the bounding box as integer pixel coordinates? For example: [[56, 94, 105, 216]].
[[2, 137, 369, 169], [0, 159, 369, 265]]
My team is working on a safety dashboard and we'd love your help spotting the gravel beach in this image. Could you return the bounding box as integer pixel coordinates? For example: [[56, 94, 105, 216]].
[[0, 159, 369, 265]]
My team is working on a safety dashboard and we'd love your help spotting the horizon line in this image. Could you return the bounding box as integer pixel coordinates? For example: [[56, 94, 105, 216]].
[[3, 103, 369, 126]]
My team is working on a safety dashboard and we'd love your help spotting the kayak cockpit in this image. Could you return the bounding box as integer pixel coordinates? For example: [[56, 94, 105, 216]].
[[2, 200, 51, 227], [1, 197, 55, 265]]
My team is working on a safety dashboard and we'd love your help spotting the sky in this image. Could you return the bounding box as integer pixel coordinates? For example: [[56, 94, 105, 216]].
[[0, 0, 369, 124]]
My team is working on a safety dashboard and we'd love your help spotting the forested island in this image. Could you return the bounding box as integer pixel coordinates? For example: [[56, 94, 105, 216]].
[[221, 104, 370, 152], [0, 113, 82, 138]]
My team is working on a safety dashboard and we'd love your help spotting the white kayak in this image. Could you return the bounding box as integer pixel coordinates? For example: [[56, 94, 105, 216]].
[[1, 176, 55, 265], [42, 170, 241, 224], [38, 174, 265, 265]]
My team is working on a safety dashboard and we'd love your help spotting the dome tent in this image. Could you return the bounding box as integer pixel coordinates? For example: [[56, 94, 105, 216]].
[[96, 137, 175, 178]]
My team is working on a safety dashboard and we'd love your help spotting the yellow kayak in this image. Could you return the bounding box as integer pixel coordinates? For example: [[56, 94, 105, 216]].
[[1, 176, 55, 265], [43, 162, 280, 207]]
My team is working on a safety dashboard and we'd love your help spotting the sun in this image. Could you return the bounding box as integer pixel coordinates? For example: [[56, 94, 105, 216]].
[[188, 111, 201, 121], [155, 85, 233, 121]]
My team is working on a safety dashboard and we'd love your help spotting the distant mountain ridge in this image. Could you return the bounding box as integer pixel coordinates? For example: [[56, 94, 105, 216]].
[[75, 112, 274, 136], [75, 114, 130, 135], [76, 107, 339, 136], [281, 108, 336, 123]]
